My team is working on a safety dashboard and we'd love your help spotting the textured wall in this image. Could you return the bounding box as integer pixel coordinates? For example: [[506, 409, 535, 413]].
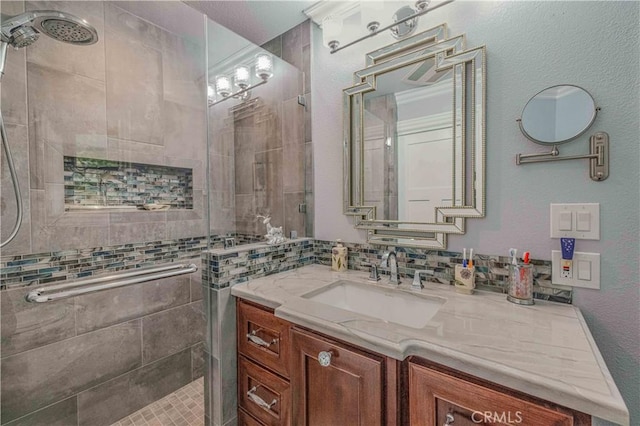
[[0, 1, 208, 424], [0, 269, 204, 425], [311, 1, 639, 423], [207, 20, 311, 243], [0, 0, 208, 256]]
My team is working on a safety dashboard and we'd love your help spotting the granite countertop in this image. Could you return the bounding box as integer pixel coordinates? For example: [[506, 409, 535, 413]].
[[231, 264, 629, 425]]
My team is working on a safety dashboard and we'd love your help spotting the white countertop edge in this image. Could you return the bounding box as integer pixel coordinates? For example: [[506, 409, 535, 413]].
[[230, 265, 630, 425], [574, 309, 630, 425], [274, 302, 629, 426]]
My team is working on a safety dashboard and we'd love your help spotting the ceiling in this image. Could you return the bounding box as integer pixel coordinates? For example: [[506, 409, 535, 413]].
[[185, 1, 317, 46]]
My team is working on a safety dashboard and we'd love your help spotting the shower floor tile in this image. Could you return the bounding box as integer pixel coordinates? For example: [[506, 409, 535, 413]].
[[111, 377, 204, 426]]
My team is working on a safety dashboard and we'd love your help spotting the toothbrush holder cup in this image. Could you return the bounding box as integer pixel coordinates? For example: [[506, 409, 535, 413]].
[[507, 263, 534, 305]]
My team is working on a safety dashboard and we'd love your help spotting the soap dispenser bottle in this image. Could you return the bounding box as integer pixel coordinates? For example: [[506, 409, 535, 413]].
[[331, 239, 348, 272]]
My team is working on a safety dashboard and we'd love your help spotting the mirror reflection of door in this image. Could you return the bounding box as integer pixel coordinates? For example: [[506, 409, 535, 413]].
[[363, 59, 454, 223]]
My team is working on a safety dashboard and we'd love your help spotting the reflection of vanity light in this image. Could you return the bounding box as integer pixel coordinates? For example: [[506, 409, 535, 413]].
[[209, 53, 274, 107]]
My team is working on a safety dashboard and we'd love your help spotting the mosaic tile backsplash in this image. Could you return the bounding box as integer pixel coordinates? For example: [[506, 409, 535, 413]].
[[0, 233, 262, 290], [2, 238, 571, 304], [202, 238, 315, 289], [0, 237, 207, 290], [64, 156, 193, 209], [314, 240, 572, 304]]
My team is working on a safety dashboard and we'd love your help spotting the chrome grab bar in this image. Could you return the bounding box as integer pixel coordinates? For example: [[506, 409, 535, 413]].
[[26, 262, 198, 303]]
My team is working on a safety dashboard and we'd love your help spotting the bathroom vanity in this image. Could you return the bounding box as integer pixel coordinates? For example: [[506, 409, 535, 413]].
[[232, 265, 628, 426]]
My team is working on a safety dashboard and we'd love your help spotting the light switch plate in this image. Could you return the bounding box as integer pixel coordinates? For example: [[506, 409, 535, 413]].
[[552, 250, 600, 289], [550, 203, 600, 240]]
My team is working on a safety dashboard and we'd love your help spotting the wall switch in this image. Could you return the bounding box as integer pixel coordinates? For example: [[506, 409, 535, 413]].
[[550, 203, 600, 240], [559, 211, 573, 231], [552, 250, 600, 289]]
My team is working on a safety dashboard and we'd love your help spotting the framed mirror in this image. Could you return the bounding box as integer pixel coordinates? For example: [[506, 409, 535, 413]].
[[343, 26, 486, 249], [518, 85, 598, 145]]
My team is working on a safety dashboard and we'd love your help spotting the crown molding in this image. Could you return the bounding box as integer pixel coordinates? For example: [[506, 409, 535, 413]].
[[303, 1, 360, 26]]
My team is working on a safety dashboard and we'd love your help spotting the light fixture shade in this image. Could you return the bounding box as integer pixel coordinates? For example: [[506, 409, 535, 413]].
[[215, 75, 231, 97], [207, 85, 215, 103], [322, 15, 343, 48], [255, 53, 273, 81], [361, 1, 384, 32], [234, 65, 250, 88]]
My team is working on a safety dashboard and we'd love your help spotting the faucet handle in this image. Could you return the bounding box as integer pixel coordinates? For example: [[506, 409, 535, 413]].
[[368, 264, 381, 282], [412, 270, 434, 289], [380, 251, 390, 267]]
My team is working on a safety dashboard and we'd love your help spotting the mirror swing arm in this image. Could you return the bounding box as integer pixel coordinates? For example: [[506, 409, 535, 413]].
[[515, 131, 609, 182]]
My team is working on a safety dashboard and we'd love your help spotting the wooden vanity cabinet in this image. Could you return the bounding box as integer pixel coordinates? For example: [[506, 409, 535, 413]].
[[290, 327, 399, 426], [237, 300, 292, 425], [408, 357, 591, 426], [237, 298, 591, 426], [237, 299, 400, 426]]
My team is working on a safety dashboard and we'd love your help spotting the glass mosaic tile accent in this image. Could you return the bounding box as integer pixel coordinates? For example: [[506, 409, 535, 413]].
[[202, 238, 315, 289], [64, 156, 193, 209], [2, 237, 571, 304], [0, 237, 208, 290], [313, 240, 572, 304]]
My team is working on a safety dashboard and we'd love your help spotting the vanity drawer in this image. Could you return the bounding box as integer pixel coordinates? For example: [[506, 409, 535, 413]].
[[408, 360, 589, 426], [239, 356, 291, 426], [239, 408, 266, 426], [237, 300, 291, 378]]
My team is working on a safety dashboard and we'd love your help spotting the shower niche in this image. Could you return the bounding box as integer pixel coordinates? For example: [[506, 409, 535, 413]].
[[63, 156, 194, 210]]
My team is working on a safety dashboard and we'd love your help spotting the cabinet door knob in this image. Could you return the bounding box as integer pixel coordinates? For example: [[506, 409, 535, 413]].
[[443, 413, 455, 426], [317, 350, 333, 367]]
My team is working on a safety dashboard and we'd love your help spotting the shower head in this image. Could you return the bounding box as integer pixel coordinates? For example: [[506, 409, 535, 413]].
[[0, 10, 97, 78], [1, 10, 98, 48]]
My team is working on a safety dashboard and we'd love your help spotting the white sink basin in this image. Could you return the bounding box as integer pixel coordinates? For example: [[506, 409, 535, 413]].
[[303, 280, 444, 329]]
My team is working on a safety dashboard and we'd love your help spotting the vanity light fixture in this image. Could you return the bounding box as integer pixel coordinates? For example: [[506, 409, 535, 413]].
[[208, 53, 274, 107], [215, 74, 232, 97], [317, 0, 454, 54], [234, 65, 250, 88], [255, 53, 273, 81]]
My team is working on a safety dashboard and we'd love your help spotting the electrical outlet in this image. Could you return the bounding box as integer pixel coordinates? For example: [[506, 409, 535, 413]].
[[560, 260, 573, 279], [552, 250, 600, 289]]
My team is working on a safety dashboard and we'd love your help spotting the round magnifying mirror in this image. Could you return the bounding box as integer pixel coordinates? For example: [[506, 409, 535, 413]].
[[519, 85, 597, 145]]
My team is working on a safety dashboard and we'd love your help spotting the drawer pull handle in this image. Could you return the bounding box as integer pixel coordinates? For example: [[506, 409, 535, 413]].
[[318, 350, 333, 367], [247, 386, 277, 411], [247, 330, 278, 348], [443, 413, 455, 426]]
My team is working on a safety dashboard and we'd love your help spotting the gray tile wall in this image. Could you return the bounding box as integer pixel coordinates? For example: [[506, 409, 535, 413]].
[[0, 0, 208, 257], [0, 1, 207, 425], [221, 19, 312, 241], [0, 271, 204, 426]]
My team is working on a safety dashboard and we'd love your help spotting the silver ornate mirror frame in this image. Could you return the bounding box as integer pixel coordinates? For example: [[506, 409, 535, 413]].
[[343, 25, 487, 249]]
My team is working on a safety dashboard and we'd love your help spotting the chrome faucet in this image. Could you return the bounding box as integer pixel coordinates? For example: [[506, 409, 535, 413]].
[[380, 251, 401, 285]]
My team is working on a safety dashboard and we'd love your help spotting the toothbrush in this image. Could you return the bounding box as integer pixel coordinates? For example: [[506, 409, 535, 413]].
[[468, 248, 474, 269], [509, 248, 518, 265], [462, 248, 467, 268], [522, 251, 530, 264]]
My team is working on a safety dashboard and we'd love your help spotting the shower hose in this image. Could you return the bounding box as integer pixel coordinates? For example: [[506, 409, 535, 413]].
[[0, 107, 24, 248]]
